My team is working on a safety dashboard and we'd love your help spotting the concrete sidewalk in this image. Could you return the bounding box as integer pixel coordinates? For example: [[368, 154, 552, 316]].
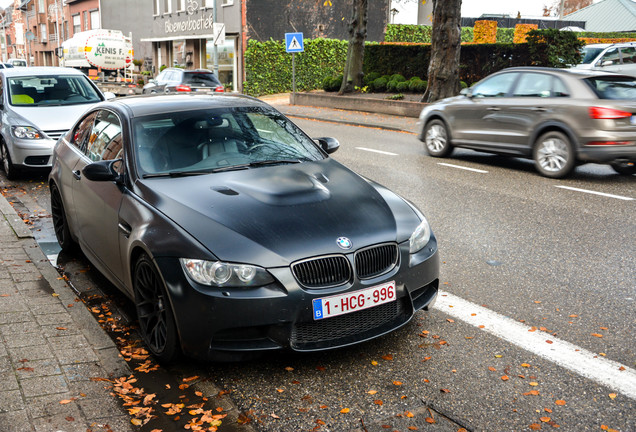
[[261, 93, 421, 134], [0, 195, 133, 432]]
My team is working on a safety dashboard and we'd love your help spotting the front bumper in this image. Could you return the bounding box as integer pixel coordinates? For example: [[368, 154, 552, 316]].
[[7, 136, 56, 168], [155, 239, 439, 361]]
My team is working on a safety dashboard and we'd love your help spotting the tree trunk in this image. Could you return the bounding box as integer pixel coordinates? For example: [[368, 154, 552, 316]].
[[338, 0, 368, 95], [421, 0, 462, 102]]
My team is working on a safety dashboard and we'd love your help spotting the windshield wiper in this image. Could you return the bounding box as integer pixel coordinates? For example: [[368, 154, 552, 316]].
[[210, 159, 305, 173], [142, 170, 216, 178]]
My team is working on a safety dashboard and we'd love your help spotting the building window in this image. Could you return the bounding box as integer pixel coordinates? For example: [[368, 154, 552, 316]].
[[222, 0, 233, 5], [83, 11, 88, 31], [203, 0, 215, 8], [177, 0, 186, 11], [164, 0, 172, 14], [153, 0, 160, 15], [90, 10, 100, 29], [40, 23, 47, 42], [38, 0, 45, 13], [72, 14, 81, 34]]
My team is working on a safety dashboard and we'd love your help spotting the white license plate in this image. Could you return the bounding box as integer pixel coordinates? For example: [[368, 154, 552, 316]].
[[631, 116, 636, 125], [312, 281, 396, 320]]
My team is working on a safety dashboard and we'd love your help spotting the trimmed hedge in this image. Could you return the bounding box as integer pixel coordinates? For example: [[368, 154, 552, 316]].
[[244, 38, 348, 96]]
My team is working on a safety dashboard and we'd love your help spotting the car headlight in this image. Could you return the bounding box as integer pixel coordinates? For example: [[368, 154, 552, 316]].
[[11, 126, 43, 140], [409, 218, 431, 254], [179, 259, 274, 287]]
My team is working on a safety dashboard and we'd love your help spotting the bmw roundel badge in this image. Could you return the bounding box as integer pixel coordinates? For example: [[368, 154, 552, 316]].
[[336, 237, 352, 250]]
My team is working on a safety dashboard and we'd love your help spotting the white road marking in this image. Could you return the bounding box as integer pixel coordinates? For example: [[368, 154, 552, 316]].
[[437, 162, 489, 173], [555, 186, 634, 201], [433, 291, 636, 400], [355, 147, 398, 156]]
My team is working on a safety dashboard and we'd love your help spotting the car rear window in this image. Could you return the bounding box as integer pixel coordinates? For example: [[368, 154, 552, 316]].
[[584, 76, 636, 99], [183, 72, 221, 86]]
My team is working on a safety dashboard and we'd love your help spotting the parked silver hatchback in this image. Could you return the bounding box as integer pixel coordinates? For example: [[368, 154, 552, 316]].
[[0, 67, 111, 179], [418, 67, 636, 178]]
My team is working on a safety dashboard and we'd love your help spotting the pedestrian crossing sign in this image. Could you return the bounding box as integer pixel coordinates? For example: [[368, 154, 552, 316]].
[[285, 32, 304, 53]]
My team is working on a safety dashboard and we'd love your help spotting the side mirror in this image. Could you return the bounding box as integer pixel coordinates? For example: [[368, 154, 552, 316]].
[[103, 92, 116, 100], [82, 159, 122, 182], [461, 88, 473, 98], [601, 60, 613, 67], [315, 137, 340, 154]]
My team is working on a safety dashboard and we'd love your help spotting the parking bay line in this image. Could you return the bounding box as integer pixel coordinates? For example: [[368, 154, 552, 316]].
[[437, 162, 489, 173], [433, 291, 636, 400], [355, 147, 399, 156], [555, 185, 634, 201]]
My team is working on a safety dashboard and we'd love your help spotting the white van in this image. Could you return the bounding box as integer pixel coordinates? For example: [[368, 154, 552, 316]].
[[7, 59, 27, 67]]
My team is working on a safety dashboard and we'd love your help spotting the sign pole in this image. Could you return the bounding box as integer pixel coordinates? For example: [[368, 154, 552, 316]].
[[292, 52, 296, 104]]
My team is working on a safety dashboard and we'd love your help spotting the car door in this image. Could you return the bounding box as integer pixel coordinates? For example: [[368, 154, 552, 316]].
[[447, 71, 520, 148], [71, 109, 126, 284], [618, 46, 636, 77], [594, 47, 623, 74], [164, 70, 182, 93]]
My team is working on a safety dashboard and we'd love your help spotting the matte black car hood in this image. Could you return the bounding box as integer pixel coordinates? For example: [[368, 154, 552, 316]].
[[135, 159, 420, 267]]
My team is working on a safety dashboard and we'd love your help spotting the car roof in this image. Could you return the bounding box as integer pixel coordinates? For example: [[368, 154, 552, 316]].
[[0, 66, 88, 77], [102, 94, 270, 118], [498, 66, 633, 79]]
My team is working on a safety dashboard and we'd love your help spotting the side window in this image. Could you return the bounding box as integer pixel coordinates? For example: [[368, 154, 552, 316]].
[[70, 112, 98, 152], [472, 73, 519, 98], [599, 48, 620, 66], [85, 110, 123, 162], [513, 73, 553, 97], [620, 47, 636, 64]]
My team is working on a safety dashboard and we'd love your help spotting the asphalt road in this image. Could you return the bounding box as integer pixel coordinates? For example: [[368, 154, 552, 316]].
[[1, 118, 634, 432]]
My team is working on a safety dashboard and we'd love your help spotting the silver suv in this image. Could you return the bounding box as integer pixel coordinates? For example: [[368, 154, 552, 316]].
[[573, 42, 636, 77], [0, 67, 111, 179]]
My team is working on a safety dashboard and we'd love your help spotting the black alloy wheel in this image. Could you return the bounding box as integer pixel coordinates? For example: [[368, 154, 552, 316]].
[[1, 142, 18, 180], [133, 254, 180, 363], [50, 184, 76, 251]]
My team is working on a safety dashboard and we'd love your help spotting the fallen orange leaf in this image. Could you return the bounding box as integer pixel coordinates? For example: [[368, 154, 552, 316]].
[[425, 417, 435, 424], [529, 424, 541, 430], [340, 408, 350, 414], [405, 411, 414, 418], [182, 375, 199, 382], [393, 381, 403, 386], [609, 393, 617, 399], [367, 390, 377, 395], [540, 416, 551, 422], [488, 367, 496, 372], [501, 375, 509, 381], [591, 333, 603, 338], [529, 382, 539, 386], [555, 400, 566, 406], [382, 354, 394, 361], [374, 400, 383, 405]]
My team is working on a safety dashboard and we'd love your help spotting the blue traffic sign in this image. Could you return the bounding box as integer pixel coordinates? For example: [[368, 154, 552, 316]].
[[285, 32, 304, 53]]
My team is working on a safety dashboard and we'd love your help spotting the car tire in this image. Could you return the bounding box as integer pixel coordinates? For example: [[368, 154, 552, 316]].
[[50, 184, 77, 252], [610, 161, 636, 176], [423, 119, 453, 157], [133, 253, 180, 363], [533, 131, 575, 179], [1, 142, 19, 180]]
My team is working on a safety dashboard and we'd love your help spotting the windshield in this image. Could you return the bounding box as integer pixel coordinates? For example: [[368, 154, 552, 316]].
[[183, 72, 221, 86], [584, 76, 636, 99], [8, 75, 102, 106], [580, 47, 605, 64], [133, 106, 326, 176]]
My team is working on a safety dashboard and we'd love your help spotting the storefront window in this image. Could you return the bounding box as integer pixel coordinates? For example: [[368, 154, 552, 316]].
[[172, 40, 186, 68], [206, 37, 235, 91]]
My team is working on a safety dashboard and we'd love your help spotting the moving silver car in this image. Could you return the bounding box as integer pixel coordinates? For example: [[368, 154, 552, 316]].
[[0, 67, 111, 179], [418, 67, 636, 178]]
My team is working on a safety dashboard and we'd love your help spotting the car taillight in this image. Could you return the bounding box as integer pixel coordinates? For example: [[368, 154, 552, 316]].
[[586, 141, 632, 146], [176, 84, 191, 92], [588, 106, 632, 119], [215, 86, 225, 93]]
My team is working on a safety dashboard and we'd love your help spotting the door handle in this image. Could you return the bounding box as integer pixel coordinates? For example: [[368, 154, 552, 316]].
[[72, 170, 81, 180], [532, 107, 547, 112], [487, 107, 500, 111], [118, 221, 132, 238]]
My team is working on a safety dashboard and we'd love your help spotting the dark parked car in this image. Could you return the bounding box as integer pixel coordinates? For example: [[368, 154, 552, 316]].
[[418, 67, 636, 177], [142, 68, 224, 94], [49, 94, 439, 362]]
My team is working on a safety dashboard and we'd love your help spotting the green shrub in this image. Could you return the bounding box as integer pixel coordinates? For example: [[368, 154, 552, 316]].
[[322, 76, 333, 91], [409, 76, 421, 82], [372, 77, 388, 92], [415, 80, 427, 93], [387, 79, 398, 92], [460, 81, 468, 89], [364, 71, 381, 85], [381, 74, 392, 81], [386, 93, 404, 100], [408, 78, 423, 92], [390, 73, 406, 82], [526, 28, 585, 68], [396, 81, 410, 93]]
